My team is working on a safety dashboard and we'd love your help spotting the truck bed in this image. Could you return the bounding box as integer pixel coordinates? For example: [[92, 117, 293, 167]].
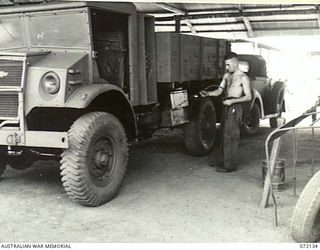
[[156, 33, 230, 83]]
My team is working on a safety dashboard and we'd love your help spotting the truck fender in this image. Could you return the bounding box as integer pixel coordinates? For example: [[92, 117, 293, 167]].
[[65, 83, 137, 139], [65, 84, 125, 108], [267, 81, 286, 114], [250, 89, 264, 118]]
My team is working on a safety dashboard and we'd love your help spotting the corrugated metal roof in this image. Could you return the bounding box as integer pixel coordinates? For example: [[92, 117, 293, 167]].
[[0, 0, 13, 5], [0, 0, 47, 5], [135, 3, 318, 13], [141, 2, 320, 39], [0, 1, 318, 39]]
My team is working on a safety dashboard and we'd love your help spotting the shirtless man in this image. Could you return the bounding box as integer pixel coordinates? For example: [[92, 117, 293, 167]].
[[200, 52, 251, 172]]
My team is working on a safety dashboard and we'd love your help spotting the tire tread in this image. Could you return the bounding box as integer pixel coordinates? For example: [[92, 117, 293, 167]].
[[291, 170, 320, 242], [183, 99, 216, 156], [60, 112, 128, 207]]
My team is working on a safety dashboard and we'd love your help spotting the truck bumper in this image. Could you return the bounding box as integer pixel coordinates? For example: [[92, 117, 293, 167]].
[[0, 131, 68, 149]]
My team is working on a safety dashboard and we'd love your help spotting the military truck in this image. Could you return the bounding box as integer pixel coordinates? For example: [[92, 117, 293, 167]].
[[0, 1, 284, 206]]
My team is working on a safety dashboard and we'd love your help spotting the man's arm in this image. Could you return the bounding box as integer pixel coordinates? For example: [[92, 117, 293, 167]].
[[223, 74, 251, 106], [200, 73, 228, 97]]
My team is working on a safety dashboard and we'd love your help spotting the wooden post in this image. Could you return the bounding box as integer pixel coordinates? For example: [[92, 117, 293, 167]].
[[137, 14, 148, 105], [144, 16, 158, 103], [175, 19, 181, 33], [260, 118, 285, 208], [128, 14, 139, 106]]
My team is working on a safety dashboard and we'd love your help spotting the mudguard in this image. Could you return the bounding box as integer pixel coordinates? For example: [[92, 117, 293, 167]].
[[267, 81, 286, 114], [65, 83, 128, 109], [243, 89, 264, 118], [65, 83, 136, 138]]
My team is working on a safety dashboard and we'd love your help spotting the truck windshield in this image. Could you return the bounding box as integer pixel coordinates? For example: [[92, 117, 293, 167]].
[[0, 17, 25, 49], [29, 12, 88, 48]]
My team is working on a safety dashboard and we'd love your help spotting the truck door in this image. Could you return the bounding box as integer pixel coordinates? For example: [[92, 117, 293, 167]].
[[90, 8, 129, 91]]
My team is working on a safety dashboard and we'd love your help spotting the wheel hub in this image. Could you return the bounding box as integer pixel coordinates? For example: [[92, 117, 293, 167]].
[[90, 136, 115, 182], [246, 114, 254, 127], [95, 151, 109, 168], [245, 108, 258, 129]]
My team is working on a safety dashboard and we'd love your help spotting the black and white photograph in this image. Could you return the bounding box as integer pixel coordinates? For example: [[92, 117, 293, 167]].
[[0, 0, 320, 245]]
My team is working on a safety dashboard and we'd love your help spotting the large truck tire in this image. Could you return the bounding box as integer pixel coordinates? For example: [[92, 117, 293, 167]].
[[183, 98, 216, 156], [241, 103, 260, 136], [7, 150, 35, 170], [290, 170, 320, 243], [0, 149, 6, 178], [60, 112, 128, 207], [8, 158, 33, 170], [268, 82, 285, 128], [0, 161, 6, 178]]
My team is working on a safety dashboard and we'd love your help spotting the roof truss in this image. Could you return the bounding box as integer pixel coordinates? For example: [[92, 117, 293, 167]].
[[154, 2, 196, 34]]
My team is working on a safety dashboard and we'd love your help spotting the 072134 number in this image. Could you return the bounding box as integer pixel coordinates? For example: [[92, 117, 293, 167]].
[[300, 244, 318, 248]]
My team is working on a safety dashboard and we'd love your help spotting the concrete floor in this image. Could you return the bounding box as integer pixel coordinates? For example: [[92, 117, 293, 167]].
[[1, 123, 319, 242]]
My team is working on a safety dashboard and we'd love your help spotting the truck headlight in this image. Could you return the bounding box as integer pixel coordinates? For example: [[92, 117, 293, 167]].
[[42, 72, 60, 94]]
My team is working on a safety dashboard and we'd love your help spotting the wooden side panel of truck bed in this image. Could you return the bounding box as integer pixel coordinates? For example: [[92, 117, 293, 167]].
[[156, 33, 230, 83]]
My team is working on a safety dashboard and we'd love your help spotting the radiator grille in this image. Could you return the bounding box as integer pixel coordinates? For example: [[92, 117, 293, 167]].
[[0, 60, 23, 87], [0, 93, 19, 118]]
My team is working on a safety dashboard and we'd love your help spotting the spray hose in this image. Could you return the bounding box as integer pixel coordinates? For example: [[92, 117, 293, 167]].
[[173, 84, 223, 109]]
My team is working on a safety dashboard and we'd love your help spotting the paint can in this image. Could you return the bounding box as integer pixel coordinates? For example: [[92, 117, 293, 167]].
[[262, 159, 286, 191]]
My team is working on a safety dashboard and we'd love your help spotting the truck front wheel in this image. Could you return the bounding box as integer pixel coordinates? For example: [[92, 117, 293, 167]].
[[60, 112, 128, 207], [183, 98, 216, 156]]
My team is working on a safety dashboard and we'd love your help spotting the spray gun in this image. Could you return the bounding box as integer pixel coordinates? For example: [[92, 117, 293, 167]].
[[193, 84, 224, 99]]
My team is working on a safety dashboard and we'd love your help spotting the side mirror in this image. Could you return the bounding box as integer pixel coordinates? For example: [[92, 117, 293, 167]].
[[239, 61, 249, 73]]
